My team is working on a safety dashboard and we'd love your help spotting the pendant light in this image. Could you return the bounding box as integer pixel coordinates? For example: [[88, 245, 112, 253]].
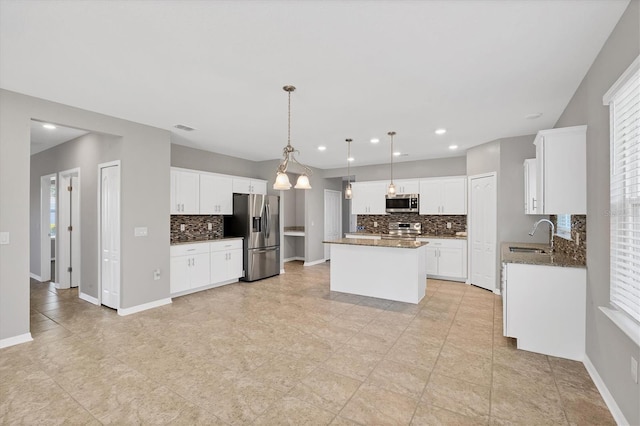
[[387, 131, 396, 197], [273, 85, 312, 190], [345, 138, 353, 199]]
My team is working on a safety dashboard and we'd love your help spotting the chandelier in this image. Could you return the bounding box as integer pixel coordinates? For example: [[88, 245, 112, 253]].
[[345, 138, 353, 199], [273, 85, 312, 190]]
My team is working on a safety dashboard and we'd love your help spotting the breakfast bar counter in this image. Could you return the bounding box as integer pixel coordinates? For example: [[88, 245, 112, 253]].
[[323, 238, 428, 304]]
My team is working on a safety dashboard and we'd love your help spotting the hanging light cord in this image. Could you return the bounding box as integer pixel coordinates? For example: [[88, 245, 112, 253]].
[[278, 85, 311, 176], [347, 139, 351, 184], [389, 131, 395, 184]]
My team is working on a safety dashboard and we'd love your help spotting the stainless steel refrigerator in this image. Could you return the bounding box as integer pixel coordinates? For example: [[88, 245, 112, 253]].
[[226, 194, 280, 282]]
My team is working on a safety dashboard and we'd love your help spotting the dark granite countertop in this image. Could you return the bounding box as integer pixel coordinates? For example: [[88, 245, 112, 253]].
[[171, 237, 243, 246], [344, 231, 467, 240], [324, 238, 428, 249], [501, 242, 586, 268]]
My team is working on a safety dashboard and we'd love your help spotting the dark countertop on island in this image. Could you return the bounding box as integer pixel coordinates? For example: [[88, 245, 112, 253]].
[[501, 242, 586, 268], [324, 238, 428, 249]]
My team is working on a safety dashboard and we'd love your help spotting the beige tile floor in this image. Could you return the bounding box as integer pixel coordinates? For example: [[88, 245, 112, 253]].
[[1, 261, 613, 425]]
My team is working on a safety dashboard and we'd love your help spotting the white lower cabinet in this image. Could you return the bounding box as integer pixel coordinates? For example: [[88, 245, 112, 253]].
[[170, 239, 243, 296], [502, 262, 586, 361], [169, 243, 210, 294], [210, 240, 243, 284], [418, 238, 467, 282]]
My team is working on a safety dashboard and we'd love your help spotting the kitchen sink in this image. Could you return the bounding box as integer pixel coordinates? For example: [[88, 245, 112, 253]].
[[509, 246, 548, 254]]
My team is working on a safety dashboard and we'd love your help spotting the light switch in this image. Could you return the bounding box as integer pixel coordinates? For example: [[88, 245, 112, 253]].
[[153, 269, 161, 281], [134, 227, 148, 237], [0, 232, 9, 245]]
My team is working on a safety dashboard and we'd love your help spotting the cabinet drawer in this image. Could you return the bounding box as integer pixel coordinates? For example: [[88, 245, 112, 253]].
[[418, 238, 465, 249], [170, 242, 210, 257], [210, 239, 243, 252]]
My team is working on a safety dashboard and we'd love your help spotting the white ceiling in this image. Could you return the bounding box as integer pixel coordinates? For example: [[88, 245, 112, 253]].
[[0, 0, 629, 169], [30, 120, 89, 155]]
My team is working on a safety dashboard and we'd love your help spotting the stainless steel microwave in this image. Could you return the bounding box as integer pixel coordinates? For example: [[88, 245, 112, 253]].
[[385, 194, 419, 213]]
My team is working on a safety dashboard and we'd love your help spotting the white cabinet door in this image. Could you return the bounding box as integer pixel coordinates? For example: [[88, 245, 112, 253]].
[[171, 169, 200, 214], [419, 177, 466, 215], [534, 126, 586, 214], [228, 248, 244, 279], [419, 179, 441, 214], [395, 179, 419, 194], [170, 256, 190, 294], [437, 247, 464, 278], [425, 246, 439, 275], [441, 178, 466, 214], [523, 159, 538, 214], [190, 253, 210, 288], [351, 182, 386, 215], [210, 250, 228, 284], [233, 177, 267, 194], [200, 174, 233, 215]]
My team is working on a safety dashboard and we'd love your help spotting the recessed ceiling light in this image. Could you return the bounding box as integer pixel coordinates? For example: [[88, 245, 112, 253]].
[[317, 145, 327, 151], [347, 157, 354, 162], [370, 138, 379, 144], [449, 145, 458, 150], [393, 151, 401, 156], [42, 123, 56, 130], [435, 128, 447, 135], [525, 113, 543, 119]]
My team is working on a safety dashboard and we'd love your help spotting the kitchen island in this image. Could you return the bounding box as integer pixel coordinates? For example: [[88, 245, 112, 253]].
[[323, 238, 428, 304]]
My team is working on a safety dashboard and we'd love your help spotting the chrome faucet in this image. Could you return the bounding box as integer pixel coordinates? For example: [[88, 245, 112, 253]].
[[529, 219, 555, 252]]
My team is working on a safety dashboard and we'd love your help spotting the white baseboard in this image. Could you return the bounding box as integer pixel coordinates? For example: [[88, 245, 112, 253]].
[[0, 332, 33, 349], [493, 288, 501, 295], [284, 257, 305, 263], [29, 273, 42, 281], [54, 281, 69, 290], [79, 292, 99, 305], [117, 298, 172, 316], [280, 268, 286, 274], [583, 355, 629, 426], [304, 258, 326, 267]]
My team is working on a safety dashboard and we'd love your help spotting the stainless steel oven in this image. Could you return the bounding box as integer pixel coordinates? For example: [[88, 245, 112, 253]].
[[381, 222, 422, 240], [385, 194, 419, 213]]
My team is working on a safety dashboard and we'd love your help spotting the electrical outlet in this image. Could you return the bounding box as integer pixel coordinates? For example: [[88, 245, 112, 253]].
[[180, 224, 185, 232], [632, 356, 638, 384], [207, 223, 212, 231], [374, 222, 378, 227], [153, 269, 161, 281], [446, 222, 452, 229]]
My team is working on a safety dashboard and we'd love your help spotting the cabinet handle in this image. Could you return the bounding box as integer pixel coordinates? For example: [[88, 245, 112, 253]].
[[532, 198, 537, 210]]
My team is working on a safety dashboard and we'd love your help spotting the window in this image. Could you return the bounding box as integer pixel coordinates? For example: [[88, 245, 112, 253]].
[[604, 56, 640, 324], [556, 214, 571, 240]]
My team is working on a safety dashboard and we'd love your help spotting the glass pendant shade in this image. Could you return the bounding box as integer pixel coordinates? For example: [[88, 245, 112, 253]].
[[387, 183, 396, 197], [273, 172, 292, 190], [294, 174, 312, 189], [345, 183, 353, 199]]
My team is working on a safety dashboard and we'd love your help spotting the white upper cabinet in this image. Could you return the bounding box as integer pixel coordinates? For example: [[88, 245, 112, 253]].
[[171, 169, 200, 214], [394, 179, 420, 194], [351, 181, 387, 215], [534, 126, 586, 214], [232, 177, 267, 195], [200, 173, 233, 215], [523, 159, 538, 214], [419, 177, 467, 215]]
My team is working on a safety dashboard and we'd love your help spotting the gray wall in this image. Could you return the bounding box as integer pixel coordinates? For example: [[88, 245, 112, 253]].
[[171, 143, 257, 177], [0, 89, 170, 343], [30, 133, 122, 299], [466, 139, 500, 177], [554, 1, 639, 423], [324, 155, 467, 181]]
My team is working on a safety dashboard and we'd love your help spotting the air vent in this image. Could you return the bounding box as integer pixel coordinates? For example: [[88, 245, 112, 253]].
[[174, 124, 196, 132]]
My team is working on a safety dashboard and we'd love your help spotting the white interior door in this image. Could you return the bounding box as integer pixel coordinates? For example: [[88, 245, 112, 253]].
[[58, 169, 80, 289], [469, 174, 497, 291], [39, 174, 56, 282], [100, 163, 120, 309], [324, 190, 342, 260]]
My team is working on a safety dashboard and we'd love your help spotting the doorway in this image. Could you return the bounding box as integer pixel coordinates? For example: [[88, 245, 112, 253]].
[[39, 174, 57, 283], [57, 168, 80, 290], [469, 173, 497, 292], [99, 161, 121, 309], [324, 189, 342, 260]]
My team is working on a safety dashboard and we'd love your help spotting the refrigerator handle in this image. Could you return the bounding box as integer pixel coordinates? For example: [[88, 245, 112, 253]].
[[265, 203, 271, 239]]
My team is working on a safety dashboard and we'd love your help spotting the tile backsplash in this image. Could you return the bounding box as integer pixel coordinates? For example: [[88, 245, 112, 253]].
[[170, 215, 224, 244], [357, 213, 466, 236], [550, 214, 586, 264]]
